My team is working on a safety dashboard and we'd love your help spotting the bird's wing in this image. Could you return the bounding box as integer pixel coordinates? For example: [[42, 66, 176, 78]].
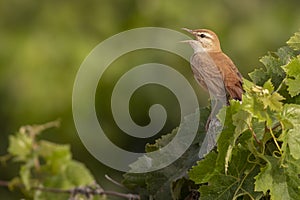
[[209, 52, 243, 101]]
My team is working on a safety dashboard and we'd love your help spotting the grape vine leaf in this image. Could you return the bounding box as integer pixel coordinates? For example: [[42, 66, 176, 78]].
[[249, 46, 295, 88], [260, 79, 285, 111], [188, 151, 217, 184], [279, 104, 300, 160], [123, 108, 210, 199], [8, 132, 33, 162], [282, 57, 300, 97], [255, 156, 300, 200], [287, 30, 300, 51], [192, 145, 262, 200]]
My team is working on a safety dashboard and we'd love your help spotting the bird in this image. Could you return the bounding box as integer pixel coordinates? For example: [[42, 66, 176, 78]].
[[181, 28, 243, 103], [181, 28, 243, 157]]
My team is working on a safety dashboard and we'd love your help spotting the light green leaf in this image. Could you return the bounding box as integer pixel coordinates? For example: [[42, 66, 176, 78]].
[[280, 104, 300, 160], [255, 156, 300, 200], [233, 110, 252, 135], [65, 161, 94, 186], [282, 58, 300, 97], [20, 163, 33, 190], [260, 92, 285, 111], [8, 132, 33, 161], [216, 101, 241, 172], [287, 30, 300, 50], [286, 79, 300, 97], [282, 57, 300, 77], [263, 79, 274, 92]]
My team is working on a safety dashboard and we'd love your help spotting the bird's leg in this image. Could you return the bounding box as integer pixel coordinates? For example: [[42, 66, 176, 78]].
[[206, 97, 227, 131], [205, 113, 211, 131], [206, 98, 218, 131]]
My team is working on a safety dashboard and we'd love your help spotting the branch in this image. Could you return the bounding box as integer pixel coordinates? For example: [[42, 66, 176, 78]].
[[105, 174, 126, 188], [0, 180, 140, 200]]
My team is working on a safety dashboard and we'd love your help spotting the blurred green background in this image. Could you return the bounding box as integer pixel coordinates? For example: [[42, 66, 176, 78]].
[[0, 0, 299, 199]]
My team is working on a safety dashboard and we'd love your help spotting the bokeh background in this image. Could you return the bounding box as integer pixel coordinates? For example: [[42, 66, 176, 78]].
[[0, 0, 299, 199]]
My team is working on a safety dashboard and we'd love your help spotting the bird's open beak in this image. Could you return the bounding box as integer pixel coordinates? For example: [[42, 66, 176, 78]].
[[179, 40, 193, 43], [181, 28, 195, 43], [181, 28, 193, 33]]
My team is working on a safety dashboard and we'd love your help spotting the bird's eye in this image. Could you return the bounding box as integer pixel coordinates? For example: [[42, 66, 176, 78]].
[[199, 33, 206, 38]]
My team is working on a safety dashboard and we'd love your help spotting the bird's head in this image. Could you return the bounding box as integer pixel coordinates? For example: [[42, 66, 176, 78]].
[[181, 28, 221, 52]]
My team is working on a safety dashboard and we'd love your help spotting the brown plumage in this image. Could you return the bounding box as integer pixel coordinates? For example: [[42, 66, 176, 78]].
[[182, 28, 243, 102]]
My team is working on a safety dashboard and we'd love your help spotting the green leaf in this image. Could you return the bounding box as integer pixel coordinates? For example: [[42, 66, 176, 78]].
[[285, 79, 300, 97], [216, 100, 242, 172], [282, 57, 300, 77], [65, 161, 95, 186], [232, 110, 252, 135], [280, 104, 300, 160], [171, 177, 197, 200], [255, 156, 300, 200], [248, 68, 269, 86], [199, 146, 262, 200], [251, 118, 266, 141], [263, 79, 274, 92], [260, 92, 285, 111], [242, 79, 279, 127], [249, 46, 294, 88], [38, 141, 71, 174], [282, 58, 300, 97], [145, 128, 178, 152], [188, 151, 217, 184], [8, 132, 33, 161], [37, 146, 96, 200], [20, 162, 33, 190], [287, 30, 300, 50], [259, 53, 285, 87]]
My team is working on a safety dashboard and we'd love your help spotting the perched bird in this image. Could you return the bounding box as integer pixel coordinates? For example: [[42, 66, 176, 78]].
[[181, 28, 243, 157], [182, 28, 243, 103]]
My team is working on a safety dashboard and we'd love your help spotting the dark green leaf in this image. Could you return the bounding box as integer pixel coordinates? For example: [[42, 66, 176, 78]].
[[188, 151, 217, 184], [199, 146, 262, 200]]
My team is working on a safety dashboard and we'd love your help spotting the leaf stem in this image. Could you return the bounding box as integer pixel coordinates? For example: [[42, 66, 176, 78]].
[[274, 78, 286, 93], [233, 164, 257, 199], [269, 127, 282, 155]]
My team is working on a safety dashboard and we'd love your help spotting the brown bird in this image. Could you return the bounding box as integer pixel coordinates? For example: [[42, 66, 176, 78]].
[[181, 28, 243, 157], [182, 28, 243, 103]]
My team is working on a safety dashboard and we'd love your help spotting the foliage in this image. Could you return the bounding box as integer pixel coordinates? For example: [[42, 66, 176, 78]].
[[1, 1, 300, 198], [2, 120, 106, 200], [123, 30, 300, 199], [123, 108, 209, 199]]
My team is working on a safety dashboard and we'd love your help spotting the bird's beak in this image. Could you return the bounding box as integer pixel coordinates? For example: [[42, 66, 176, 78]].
[[181, 28, 195, 43], [179, 40, 193, 43], [181, 28, 193, 33]]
